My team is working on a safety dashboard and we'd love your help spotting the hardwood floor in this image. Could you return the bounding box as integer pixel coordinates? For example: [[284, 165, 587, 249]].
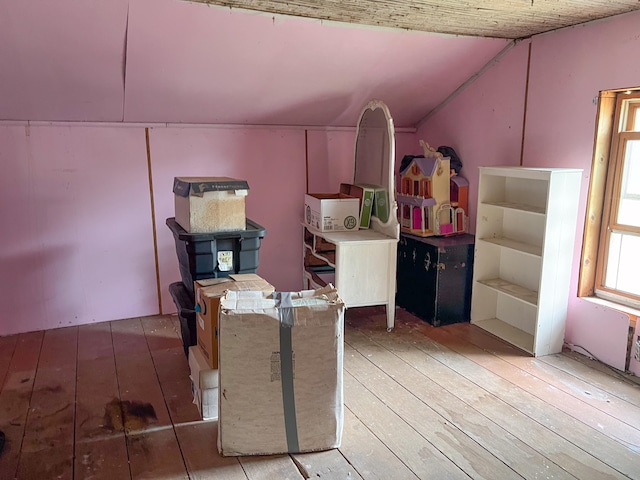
[[1, 306, 640, 479]]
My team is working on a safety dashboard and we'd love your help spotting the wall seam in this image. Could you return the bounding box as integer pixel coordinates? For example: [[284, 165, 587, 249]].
[[145, 128, 162, 315], [122, 2, 130, 122], [304, 129, 309, 193], [416, 39, 518, 128], [520, 41, 532, 166]]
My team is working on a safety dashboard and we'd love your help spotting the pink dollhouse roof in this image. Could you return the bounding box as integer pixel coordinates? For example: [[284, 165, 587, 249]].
[[400, 156, 444, 177], [451, 176, 469, 187]]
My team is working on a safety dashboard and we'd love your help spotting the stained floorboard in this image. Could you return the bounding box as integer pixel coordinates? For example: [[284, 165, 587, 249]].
[[74, 323, 129, 480], [0, 334, 18, 388], [0, 331, 44, 479], [17, 327, 78, 480], [1, 308, 639, 479]]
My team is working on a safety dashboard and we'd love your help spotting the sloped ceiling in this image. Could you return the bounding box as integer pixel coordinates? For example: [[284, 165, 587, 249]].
[[190, 0, 640, 39], [124, 0, 507, 127], [1, 0, 632, 127]]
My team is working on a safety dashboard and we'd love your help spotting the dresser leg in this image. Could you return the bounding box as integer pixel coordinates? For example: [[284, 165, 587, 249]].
[[386, 301, 395, 332]]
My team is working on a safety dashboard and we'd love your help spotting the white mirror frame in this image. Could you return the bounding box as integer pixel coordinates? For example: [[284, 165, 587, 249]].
[[353, 100, 399, 240]]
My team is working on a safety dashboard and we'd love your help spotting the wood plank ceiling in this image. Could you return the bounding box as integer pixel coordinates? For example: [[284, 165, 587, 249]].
[[187, 0, 640, 38]]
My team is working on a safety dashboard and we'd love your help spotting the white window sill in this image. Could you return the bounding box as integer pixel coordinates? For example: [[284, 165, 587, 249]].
[[581, 295, 640, 321]]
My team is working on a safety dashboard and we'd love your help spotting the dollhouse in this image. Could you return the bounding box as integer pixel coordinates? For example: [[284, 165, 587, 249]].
[[398, 141, 469, 237]]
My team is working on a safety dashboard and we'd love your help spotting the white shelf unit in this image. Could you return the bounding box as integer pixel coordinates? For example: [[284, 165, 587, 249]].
[[471, 167, 582, 356]]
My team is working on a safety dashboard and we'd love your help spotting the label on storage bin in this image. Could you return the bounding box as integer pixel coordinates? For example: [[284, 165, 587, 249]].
[[218, 251, 233, 272]]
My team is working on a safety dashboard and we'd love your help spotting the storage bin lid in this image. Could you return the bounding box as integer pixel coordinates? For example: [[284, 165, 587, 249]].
[[166, 217, 266, 241], [173, 176, 249, 197]]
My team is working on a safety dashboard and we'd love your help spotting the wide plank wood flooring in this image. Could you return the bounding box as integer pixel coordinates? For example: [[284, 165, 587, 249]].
[[1, 306, 640, 479]]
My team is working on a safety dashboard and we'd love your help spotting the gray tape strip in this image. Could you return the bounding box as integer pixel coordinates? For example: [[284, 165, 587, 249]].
[[275, 292, 299, 452], [277, 292, 295, 326]]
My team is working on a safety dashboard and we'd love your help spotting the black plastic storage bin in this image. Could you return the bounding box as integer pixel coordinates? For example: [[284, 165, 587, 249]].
[[166, 217, 267, 296], [169, 281, 197, 357]]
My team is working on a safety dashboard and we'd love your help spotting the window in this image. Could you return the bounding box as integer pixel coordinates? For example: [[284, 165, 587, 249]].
[[421, 179, 431, 198], [402, 178, 410, 195], [580, 90, 640, 309]]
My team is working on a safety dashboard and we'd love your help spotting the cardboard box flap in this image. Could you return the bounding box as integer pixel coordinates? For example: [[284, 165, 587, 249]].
[[195, 274, 264, 289], [173, 176, 250, 198], [195, 277, 235, 288], [228, 273, 264, 282], [220, 291, 275, 311], [197, 275, 273, 298], [195, 273, 274, 370], [221, 286, 344, 321], [196, 275, 274, 318], [306, 192, 357, 201]]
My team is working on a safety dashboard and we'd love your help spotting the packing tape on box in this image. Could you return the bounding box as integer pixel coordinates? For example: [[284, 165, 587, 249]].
[[273, 292, 299, 453]]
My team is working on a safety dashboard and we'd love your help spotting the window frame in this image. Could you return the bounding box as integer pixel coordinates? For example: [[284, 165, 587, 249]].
[[402, 177, 410, 195], [580, 90, 640, 308]]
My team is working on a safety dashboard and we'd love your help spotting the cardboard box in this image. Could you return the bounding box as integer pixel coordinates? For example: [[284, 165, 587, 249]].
[[304, 193, 359, 232], [188, 346, 218, 420], [195, 274, 274, 369], [339, 183, 375, 229], [357, 184, 389, 223], [173, 176, 249, 233], [218, 286, 345, 456]]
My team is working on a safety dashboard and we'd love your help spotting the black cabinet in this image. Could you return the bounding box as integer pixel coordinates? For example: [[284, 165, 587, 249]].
[[397, 233, 474, 326]]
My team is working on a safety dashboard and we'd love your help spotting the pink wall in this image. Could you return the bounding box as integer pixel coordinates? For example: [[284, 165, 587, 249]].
[[149, 126, 307, 313], [0, 121, 411, 334], [0, 0, 502, 335], [123, 0, 505, 127], [307, 130, 356, 193], [0, 125, 157, 335], [416, 40, 531, 231], [2, 0, 637, 357], [306, 129, 418, 194], [419, 10, 640, 369], [523, 11, 640, 370], [0, 0, 128, 121], [0, 0, 505, 127]]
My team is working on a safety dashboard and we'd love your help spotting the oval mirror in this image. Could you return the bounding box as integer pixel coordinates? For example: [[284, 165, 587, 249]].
[[353, 100, 399, 239]]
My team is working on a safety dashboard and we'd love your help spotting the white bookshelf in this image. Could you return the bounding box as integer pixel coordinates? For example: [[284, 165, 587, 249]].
[[471, 167, 582, 356]]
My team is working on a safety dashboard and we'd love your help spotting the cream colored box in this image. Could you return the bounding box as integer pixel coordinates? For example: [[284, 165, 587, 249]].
[[195, 274, 274, 370], [218, 285, 345, 456], [173, 176, 249, 233], [188, 346, 219, 420], [304, 193, 359, 232]]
